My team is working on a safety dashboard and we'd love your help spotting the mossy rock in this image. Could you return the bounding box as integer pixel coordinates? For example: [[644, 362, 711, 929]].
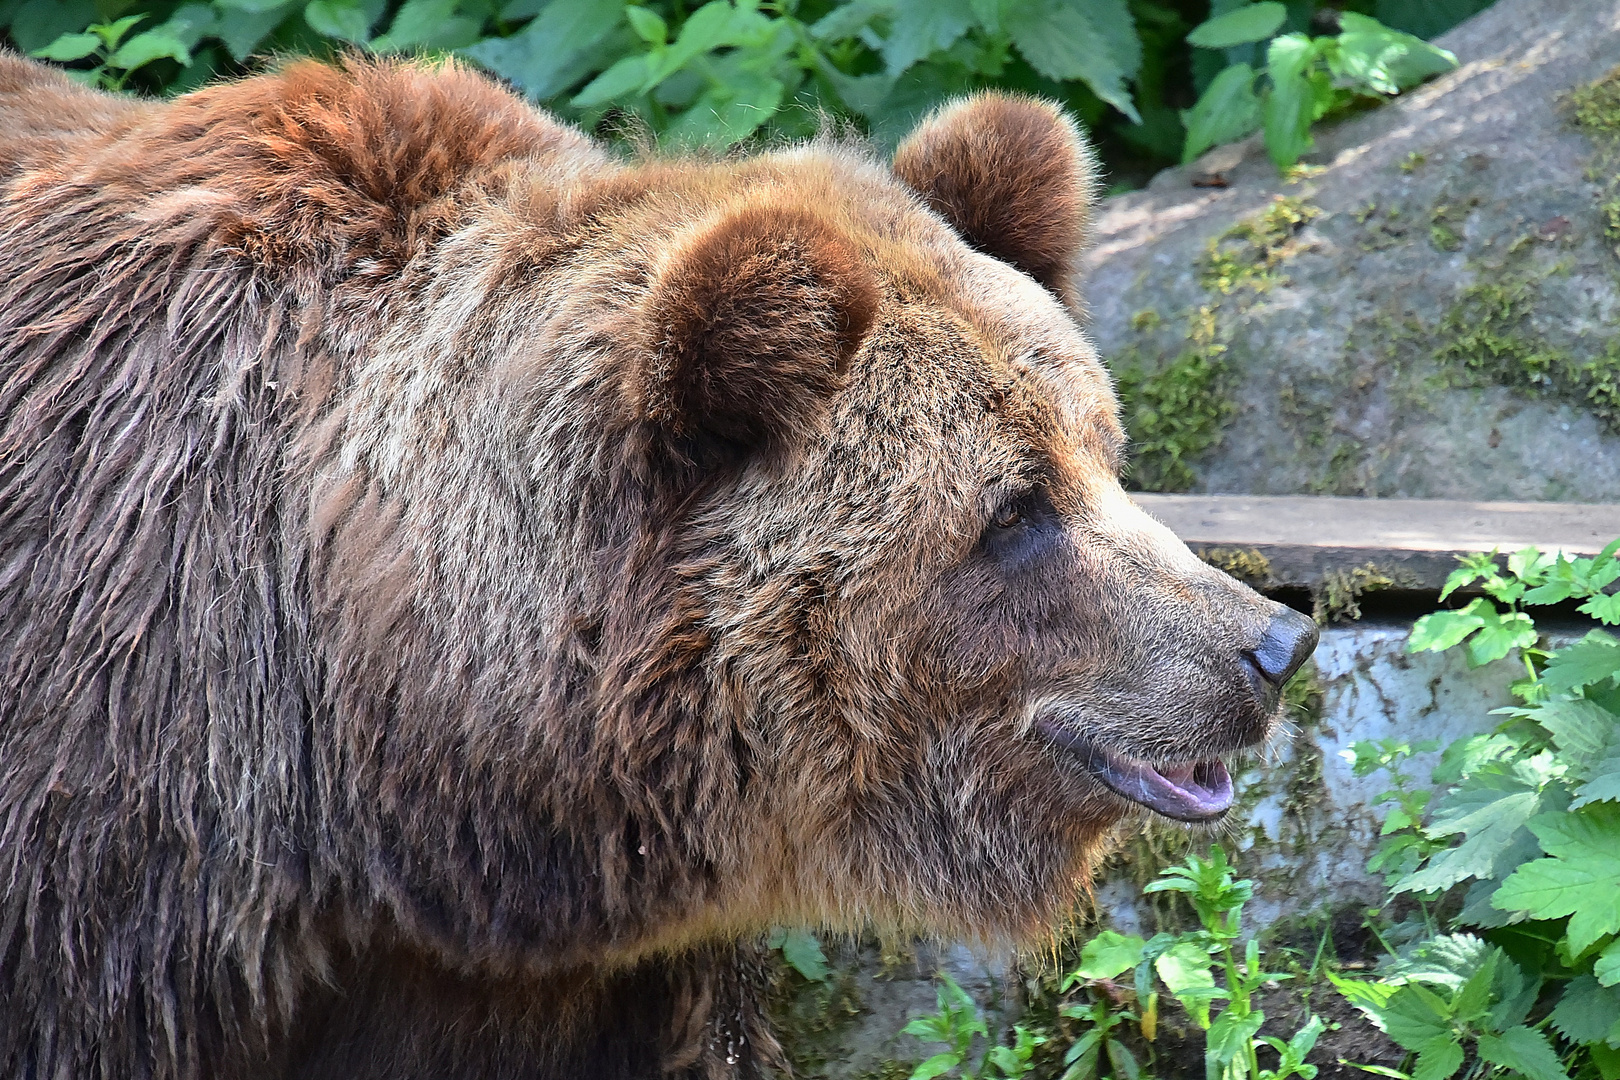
[[1083, 0, 1620, 500]]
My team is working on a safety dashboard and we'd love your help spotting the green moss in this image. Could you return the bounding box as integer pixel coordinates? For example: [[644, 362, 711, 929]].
[[1567, 66, 1620, 134], [1116, 351, 1232, 493], [1198, 195, 1321, 295], [1400, 151, 1426, 173], [1198, 546, 1276, 588], [1312, 563, 1399, 624]]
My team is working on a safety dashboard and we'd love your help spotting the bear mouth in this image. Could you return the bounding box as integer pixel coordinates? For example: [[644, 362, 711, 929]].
[[1036, 720, 1235, 822]]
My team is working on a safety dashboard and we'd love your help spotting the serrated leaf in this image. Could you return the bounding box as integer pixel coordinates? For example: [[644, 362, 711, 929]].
[[661, 70, 785, 148], [92, 14, 147, 47], [1597, 939, 1620, 987], [1536, 698, 1619, 766], [1541, 631, 1620, 697], [467, 0, 626, 100], [1493, 855, 1620, 955], [1378, 984, 1454, 1053], [1465, 607, 1538, 667], [1181, 62, 1260, 163], [1582, 593, 1620, 626], [1411, 1036, 1464, 1080], [1263, 32, 1320, 167], [1409, 602, 1489, 654], [1394, 769, 1545, 894], [1333, 12, 1455, 94], [1476, 1025, 1571, 1080], [31, 31, 102, 60], [1187, 2, 1285, 49], [1005, 0, 1140, 122], [1550, 975, 1620, 1041], [304, 0, 371, 41], [881, 0, 974, 75], [108, 30, 191, 71]]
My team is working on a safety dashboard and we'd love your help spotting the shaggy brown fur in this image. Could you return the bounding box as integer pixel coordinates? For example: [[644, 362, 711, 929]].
[[0, 52, 1303, 1080]]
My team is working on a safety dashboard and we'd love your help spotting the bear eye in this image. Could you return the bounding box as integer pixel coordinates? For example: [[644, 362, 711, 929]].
[[992, 504, 1024, 529]]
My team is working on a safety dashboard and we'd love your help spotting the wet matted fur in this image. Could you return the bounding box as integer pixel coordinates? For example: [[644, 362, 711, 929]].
[[0, 52, 1299, 1080]]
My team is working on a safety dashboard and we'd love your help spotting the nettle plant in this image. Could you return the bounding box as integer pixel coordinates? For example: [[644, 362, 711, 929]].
[[1334, 541, 1620, 1080], [1179, 1, 1457, 168]]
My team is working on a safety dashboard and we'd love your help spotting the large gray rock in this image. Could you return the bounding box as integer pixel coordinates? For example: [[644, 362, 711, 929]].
[[1081, 0, 1620, 499]]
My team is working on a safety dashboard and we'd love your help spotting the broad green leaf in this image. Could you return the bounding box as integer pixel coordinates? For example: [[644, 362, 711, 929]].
[[1465, 607, 1538, 667], [1155, 939, 1216, 994], [1074, 930, 1147, 981], [1541, 631, 1620, 697], [662, 71, 786, 148], [217, 0, 294, 12], [214, 6, 289, 62], [1582, 593, 1620, 626], [108, 30, 191, 71], [1597, 939, 1620, 987], [467, 0, 626, 100], [1493, 855, 1620, 955], [1207, 1007, 1266, 1066], [572, 52, 650, 106], [1378, 984, 1454, 1053], [881, 0, 975, 75], [640, 0, 773, 90], [1181, 62, 1261, 163], [626, 5, 668, 44], [304, 0, 371, 41], [1186, 2, 1285, 49], [1536, 698, 1619, 767], [1328, 970, 1399, 1025], [370, 0, 480, 52], [8, 0, 98, 54], [810, 0, 894, 41], [30, 31, 101, 61], [1550, 975, 1620, 1041], [1394, 768, 1547, 894], [1411, 1036, 1464, 1080], [1408, 601, 1489, 653], [1476, 1026, 1571, 1080], [1529, 801, 1620, 859], [773, 927, 830, 981], [92, 14, 147, 47], [1106, 1037, 1142, 1080], [909, 1052, 961, 1080], [1263, 32, 1320, 168], [1574, 738, 1620, 808], [1005, 0, 1140, 122], [1334, 12, 1456, 94]]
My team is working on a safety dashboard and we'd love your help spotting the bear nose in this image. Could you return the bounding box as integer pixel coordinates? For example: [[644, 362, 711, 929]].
[[1248, 607, 1319, 686]]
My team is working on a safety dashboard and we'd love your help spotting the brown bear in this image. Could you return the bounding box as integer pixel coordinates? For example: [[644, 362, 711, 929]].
[[0, 52, 1316, 1080]]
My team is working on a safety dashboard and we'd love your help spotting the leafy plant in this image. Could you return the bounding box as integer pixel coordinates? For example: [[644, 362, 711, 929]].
[[1334, 539, 1620, 1080], [903, 972, 1046, 1080], [1180, 5, 1457, 168], [29, 12, 192, 89], [8, 0, 1483, 178], [1064, 847, 1325, 1080]]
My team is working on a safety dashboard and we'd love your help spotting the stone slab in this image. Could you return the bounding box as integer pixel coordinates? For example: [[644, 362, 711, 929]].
[[1133, 494, 1620, 592]]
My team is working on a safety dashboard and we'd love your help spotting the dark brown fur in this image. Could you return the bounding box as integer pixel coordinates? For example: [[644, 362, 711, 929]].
[[0, 53, 1292, 1080]]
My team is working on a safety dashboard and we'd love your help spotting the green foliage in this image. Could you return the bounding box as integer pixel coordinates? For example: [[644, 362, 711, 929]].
[[902, 973, 1046, 1080], [6, 0, 1486, 181], [1335, 538, 1620, 1080], [770, 925, 834, 981], [1179, 8, 1456, 168], [1114, 340, 1232, 492]]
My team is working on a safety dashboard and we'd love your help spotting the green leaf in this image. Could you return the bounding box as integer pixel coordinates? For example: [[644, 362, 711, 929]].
[[1186, 2, 1285, 49], [1075, 930, 1147, 981], [1409, 601, 1490, 654], [625, 4, 667, 44], [213, 5, 289, 62], [1550, 975, 1620, 1042], [571, 52, 650, 106], [1378, 984, 1455, 1053], [30, 31, 102, 61], [775, 927, 831, 981], [1465, 607, 1538, 667], [910, 1052, 962, 1080], [1106, 1038, 1142, 1080], [1536, 698, 1619, 767], [810, 0, 894, 41], [1600, 940, 1620, 988], [662, 70, 786, 148], [1410, 1036, 1464, 1080], [881, 0, 975, 75], [466, 0, 626, 99], [1004, 0, 1140, 123], [370, 0, 480, 52], [1262, 32, 1320, 168], [304, 0, 371, 41], [1333, 13, 1455, 95], [1181, 62, 1261, 163], [1476, 1026, 1571, 1080], [1329, 970, 1399, 1025], [1582, 593, 1620, 626], [1541, 631, 1620, 697], [92, 14, 147, 48], [1155, 939, 1216, 994], [1394, 768, 1548, 894], [1207, 1007, 1266, 1067], [108, 30, 191, 71], [1493, 852, 1620, 955], [217, 0, 295, 12]]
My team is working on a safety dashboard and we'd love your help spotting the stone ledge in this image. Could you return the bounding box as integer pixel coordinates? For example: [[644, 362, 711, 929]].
[[1133, 494, 1620, 593]]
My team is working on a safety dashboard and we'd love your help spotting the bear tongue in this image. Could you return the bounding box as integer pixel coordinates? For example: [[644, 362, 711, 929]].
[[1093, 755, 1234, 822]]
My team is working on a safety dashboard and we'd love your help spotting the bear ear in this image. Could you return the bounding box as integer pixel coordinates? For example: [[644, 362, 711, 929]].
[[892, 93, 1095, 298], [637, 204, 879, 463]]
